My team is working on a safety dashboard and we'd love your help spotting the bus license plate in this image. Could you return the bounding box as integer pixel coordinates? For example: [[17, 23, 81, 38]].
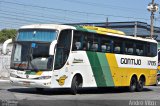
[[23, 82, 30, 86]]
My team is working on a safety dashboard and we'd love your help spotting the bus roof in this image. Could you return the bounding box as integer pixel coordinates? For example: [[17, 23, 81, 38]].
[[74, 25, 157, 43], [75, 25, 125, 35], [20, 24, 76, 30], [19, 24, 157, 44]]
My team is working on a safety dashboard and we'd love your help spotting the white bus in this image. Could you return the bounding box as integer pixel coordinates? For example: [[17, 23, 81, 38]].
[[6, 24, 158, 94]]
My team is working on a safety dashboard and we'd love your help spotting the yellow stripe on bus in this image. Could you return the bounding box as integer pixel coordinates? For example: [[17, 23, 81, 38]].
[[106, 53, 121, 86], [36, 71, 43, 75], [83, 26, 125, 35], [106, 54, 157, 86]]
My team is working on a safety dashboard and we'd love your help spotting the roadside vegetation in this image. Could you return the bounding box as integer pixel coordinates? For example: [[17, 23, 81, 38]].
[[0, 29, 17, 43]]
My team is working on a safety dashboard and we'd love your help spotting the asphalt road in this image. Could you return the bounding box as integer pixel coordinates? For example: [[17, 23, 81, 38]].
[[0, 81, 160, 106]]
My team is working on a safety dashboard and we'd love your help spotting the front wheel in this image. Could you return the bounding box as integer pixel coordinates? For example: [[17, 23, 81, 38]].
[[70, 76, 81, 95]]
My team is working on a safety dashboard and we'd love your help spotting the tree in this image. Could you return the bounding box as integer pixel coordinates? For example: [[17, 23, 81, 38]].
[[0, 29, 17, 43]]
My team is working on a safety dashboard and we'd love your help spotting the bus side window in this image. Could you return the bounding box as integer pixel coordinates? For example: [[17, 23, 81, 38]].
[[100, 35, 111, 53], [113, 40, 122, 54], [136, 49, 140, 55], [72, 30, 83, 51], [101, 44, 111, 53], [149, 43, 157, 57], [75, 42, 81, 50], [82, 41, 87, 50], [101, 45, 106, 52], [125, 42, 134, 55], [114, 46, 120, 53], [135, 43, 144, 56], [127, 48, 133, 55], [90, 43, 98, 51], [139, 50, 143, 56], [106, 45, 111, 52]]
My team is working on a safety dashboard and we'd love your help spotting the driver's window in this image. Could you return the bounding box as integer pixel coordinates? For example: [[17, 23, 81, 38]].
[[14, 44, 22, 62]]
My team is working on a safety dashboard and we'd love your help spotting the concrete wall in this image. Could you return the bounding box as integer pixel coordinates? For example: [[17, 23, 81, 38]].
[[0, 44, 12, 79]]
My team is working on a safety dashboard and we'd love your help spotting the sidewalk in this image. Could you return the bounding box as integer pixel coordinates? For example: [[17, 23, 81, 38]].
[[0, 77, 9, 82], [0, 80, 9, 82]]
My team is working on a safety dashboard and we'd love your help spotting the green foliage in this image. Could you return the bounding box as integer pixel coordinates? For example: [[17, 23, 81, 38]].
[[0, 29, 17, 43]]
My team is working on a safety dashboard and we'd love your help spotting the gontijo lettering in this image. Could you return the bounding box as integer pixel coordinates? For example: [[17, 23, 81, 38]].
[[121, 58, 141, 65]]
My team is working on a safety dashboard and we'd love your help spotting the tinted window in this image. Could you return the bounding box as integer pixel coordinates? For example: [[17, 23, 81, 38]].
[[72, 30, 157, 57], [17, 29, 57, 42], [54, 30, 72, 69]]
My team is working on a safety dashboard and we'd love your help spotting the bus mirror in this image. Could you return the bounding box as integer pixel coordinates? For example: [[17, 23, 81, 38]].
[[49, 40, 57, 55], [2, 39, 12, 55]]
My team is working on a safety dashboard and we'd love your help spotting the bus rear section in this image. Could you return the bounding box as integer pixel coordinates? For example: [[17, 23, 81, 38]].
[[70, 27, 158, 93]]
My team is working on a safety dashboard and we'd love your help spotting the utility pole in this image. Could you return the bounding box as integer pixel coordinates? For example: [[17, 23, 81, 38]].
[[147, 0, 159, 38], [106, 17, 108, 27], [150, 0, 154, 38], [134, 21, 137, 37]]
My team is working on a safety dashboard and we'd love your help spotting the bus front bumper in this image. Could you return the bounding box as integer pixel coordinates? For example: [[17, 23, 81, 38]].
[[10, 77, 52, 88]]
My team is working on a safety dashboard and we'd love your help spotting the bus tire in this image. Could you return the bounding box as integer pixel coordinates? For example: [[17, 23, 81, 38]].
[[70, 75, 82, 95], [36, 88, 44, 92], [129, 77, 137, 92], [156, 79, 159, 86], [136, 77, 145, 92]]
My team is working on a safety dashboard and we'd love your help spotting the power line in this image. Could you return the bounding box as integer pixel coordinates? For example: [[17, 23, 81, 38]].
[[1, 2, 144, 23], [62, 0, 147, 13], [0, 11, 64, 23], [0, 0, 150, 21], [0, 21, 23, 26], [1, 3, 101, 23], [0, 6, 85, 22], [0, 19, 27, 25], [0, 15, 46, 23]]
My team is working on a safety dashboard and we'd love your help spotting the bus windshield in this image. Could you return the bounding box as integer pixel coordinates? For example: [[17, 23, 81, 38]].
[[10, 29, 58, 71], [11, 42, 54, 71]]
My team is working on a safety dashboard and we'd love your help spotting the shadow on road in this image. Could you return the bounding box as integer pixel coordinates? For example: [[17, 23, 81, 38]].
[[7, 87, 153, 95]]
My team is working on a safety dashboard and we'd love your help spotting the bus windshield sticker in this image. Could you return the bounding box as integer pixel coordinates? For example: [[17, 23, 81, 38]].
[[31, 43, 36, 48]]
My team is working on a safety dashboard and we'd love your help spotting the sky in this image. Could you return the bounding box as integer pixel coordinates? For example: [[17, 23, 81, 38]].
[[0, 0, 160, 29]]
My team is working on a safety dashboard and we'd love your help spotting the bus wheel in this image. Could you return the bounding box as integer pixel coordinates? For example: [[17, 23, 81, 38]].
[[156, 79, 159, 86], [136, 77, 145, 92], [129, 77, 137, 92], [70, 76, 82, 95], [36, 88, 44, 92]]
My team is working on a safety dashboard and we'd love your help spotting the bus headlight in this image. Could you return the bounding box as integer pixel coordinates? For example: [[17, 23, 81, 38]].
[[39, 76, 51, 79], [10, 73, 18, 78]]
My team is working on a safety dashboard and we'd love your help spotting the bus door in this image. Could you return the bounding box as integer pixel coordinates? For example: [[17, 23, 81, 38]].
[[54, 30, 72, 71]]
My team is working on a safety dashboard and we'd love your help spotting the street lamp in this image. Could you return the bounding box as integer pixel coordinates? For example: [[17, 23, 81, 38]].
[[147, 1, 159, 38]]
